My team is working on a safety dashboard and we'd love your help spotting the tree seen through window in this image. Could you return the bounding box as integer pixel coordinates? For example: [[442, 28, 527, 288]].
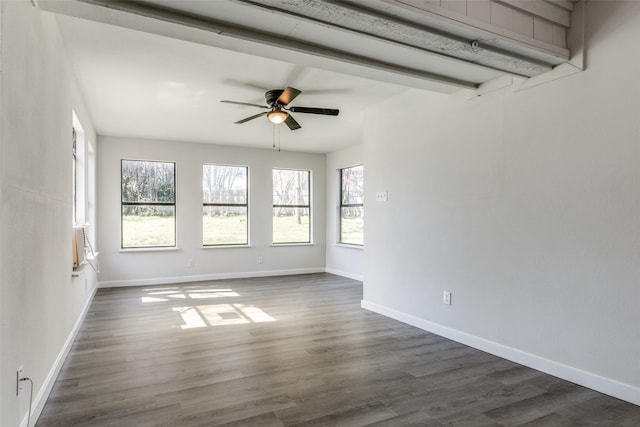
[[121, 159, 176, 248], [202, 164, 248, 245], [272, 169, 310, 244]]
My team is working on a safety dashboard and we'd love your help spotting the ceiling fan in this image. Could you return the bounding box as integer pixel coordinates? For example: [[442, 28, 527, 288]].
[[220, 86, 339, 130]]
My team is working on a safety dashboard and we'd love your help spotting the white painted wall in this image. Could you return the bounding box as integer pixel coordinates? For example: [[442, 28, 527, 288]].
[[97, 136, 326, 286], [326, 144, 364, 280], [362, 1, 640, 404], [0, 3, 98, 426]]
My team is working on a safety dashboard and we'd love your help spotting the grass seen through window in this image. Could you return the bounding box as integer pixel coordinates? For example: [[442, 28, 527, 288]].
[[340, 217, 363, 245], [202, 211, 247, 246], [272, 212, 310, 244], [122, 214, 175, 248], [122, 215, 313, 247]]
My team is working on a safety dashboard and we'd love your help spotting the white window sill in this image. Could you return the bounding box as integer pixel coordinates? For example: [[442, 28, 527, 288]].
[[336, 243, 364, 249], [271, 243, 315, 247], [202, 244, 252, 249], [71, 263, 87, 276], [72, 252, 99, 276], [120, 247, 180, 253]]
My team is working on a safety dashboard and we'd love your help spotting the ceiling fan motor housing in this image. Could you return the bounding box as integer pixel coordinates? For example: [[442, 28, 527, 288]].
[[265, 89, 284, 106]]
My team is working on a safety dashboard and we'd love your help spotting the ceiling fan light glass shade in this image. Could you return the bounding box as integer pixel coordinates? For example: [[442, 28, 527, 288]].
[[267, 110, 288, 124]]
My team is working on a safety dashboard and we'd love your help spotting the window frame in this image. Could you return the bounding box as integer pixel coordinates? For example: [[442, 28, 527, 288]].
[[72, 113, 87, 227], [202, 163, 249, 247], [72, 127, 77, 225], [121, 159, 177, 249], [339, 164, 364, 246], [272, 168, 312, 245]]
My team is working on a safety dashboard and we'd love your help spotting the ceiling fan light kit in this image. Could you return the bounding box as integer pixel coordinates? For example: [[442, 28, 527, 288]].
[[267, 109, 288, 124], [221, 86, 339, 131]]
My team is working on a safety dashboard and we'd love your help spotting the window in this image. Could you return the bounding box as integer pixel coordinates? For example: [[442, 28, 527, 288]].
[[202, 164, 248, 246], [86, 141, 97, 246], [340, 165, 364, 245], [72, 111, 87, 226], [121, 160, 176, 248], [272, 169, 311, 244], [72, 127, 78, 224], [72, 111, 99, 272]]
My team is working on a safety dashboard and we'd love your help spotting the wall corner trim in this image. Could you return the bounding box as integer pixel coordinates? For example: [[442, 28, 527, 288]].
[[325, 268, 363, 281], [361, 300, 640, 406]]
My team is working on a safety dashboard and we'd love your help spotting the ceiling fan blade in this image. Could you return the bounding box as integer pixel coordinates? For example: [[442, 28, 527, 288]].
[[276, 87, 302, 106], [221, 78, 271, 92], [301, 88, 351, 95], [289, 106, 339, 116], [235, 111, 268, 124], [284, 114, 301, 130], [221, 100, 268, 109]]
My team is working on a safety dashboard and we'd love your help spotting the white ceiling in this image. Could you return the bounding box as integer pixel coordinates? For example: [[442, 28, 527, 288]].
[[57, 14, 408, 153], [48, 0, 569, 153]]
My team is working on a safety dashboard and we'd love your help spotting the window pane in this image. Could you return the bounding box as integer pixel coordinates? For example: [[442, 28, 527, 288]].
[[121, 159, 176, 248], [73, 127, 77, 224], [203, 206, 248, 245], [122, 160, 175, 203], [273, 207, 310, 243], [341, 165, 364, 205], [273, 169, 309, 206], [122, 205, 175, 248], [202, 164, 248, 246], [272, 169, 311, 244], [340, 206, 364, 245], [340, 165, 364, 245], [203, 165, 247, 204]]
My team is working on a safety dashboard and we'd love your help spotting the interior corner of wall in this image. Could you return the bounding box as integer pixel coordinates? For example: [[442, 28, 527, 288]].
[[567, 0, 586, 72], [512, 0, 585, 95]]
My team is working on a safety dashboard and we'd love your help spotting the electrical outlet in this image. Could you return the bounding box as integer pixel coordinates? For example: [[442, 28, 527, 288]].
[[187, 259, 194, 267], [376, 191, 388, 202], [16, 365, 23, 395], [258, 256, 264, 264], [443, 291, 451, 305]]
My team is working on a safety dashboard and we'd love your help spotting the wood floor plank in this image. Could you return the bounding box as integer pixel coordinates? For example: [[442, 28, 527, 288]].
[[36, 273, 640, 426]]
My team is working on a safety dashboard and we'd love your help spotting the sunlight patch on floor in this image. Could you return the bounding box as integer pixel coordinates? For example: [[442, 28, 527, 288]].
[[141, 288, 240, 303], [173, 303, 275, 328], [139, 285, 274, 328]]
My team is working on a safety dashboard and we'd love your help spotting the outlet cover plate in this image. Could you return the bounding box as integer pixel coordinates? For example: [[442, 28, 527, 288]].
[[376, 191, 388, 202], [443, 291, 451, 305]]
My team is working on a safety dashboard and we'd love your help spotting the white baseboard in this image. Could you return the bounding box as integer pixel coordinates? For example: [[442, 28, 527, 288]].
[[98, 267, 326, 288], [361, 300, 640, 406], [22, 286, 98, 427], [325, 268, 362, 281]]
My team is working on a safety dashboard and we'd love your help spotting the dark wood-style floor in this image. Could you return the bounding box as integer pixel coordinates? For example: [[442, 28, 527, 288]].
[[37, 273, 639, 426]]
